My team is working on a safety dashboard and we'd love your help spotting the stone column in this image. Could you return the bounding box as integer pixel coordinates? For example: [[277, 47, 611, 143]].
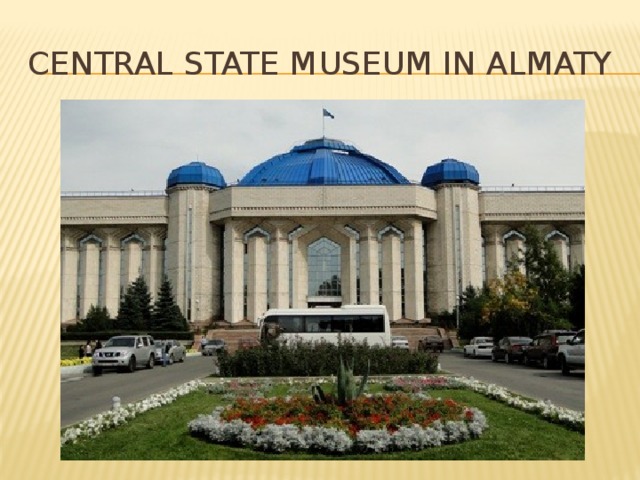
[[359, 223, 379, 305], [79, 237, 101, 318], [482, 225, 504, 282], [247, 233, 268, 321], [269, 223, 289, 309], [223, 221, 244, 323], [100, 230, 121, 318], [145, 229, 165, 303], [403, 219, 425, 321], [60, 232, 79, 323], [291, 234, 308, 308], [122, 237, 143, 287], [381, 231, 402, 320], [341, 233, 357, 305]]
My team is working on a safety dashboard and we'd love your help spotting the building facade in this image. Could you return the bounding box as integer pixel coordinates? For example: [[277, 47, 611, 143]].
[[61, 138, 585, 327]]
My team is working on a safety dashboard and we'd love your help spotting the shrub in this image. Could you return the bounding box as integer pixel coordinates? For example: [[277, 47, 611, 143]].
[[218, 339, 439, 377]]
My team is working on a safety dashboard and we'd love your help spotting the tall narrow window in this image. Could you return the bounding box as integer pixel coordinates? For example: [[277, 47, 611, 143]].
[[308, 238, 341, 297]]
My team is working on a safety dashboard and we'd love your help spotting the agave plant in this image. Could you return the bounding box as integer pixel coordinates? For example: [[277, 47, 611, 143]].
[[312, 355, 370, 406]]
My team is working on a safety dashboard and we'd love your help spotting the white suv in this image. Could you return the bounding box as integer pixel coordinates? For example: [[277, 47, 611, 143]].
[[92, 335, 156, 375], [557, 329, 585, 375]]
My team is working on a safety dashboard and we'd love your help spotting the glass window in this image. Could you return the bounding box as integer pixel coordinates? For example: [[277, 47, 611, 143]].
[[308, 238, 341, 297], [305, 315, 331, 333], [278, 315, 304, 333], [352, 315, 384, 333]]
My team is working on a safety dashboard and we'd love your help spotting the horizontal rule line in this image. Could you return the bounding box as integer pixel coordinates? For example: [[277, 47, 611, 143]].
[[42, 72, 640, 76]]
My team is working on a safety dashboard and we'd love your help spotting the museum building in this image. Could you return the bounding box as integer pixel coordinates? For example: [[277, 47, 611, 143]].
[[60, 137, 585, 327]]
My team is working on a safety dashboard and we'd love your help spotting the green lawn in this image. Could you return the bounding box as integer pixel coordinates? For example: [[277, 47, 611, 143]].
[[61, 344, 83, 360], [60, 386, 584, 460]]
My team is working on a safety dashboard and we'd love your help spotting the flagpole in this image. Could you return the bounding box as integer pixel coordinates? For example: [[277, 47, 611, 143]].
[[322, 109, 325, 138]]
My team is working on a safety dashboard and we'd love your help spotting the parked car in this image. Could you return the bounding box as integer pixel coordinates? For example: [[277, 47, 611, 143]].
[[92, 335, 156, 375], [202, 338, 226, 356], [417, 335, 444, 353], [557, 329, 585, 375], [391, 336, 410, 349], [523, 330, 576, 369], [155, 339, 187, 365], [463, 337, 494, 358], [491, 336, 532, 364]]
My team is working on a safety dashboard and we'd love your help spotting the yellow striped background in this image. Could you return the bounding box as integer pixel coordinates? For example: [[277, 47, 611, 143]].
[[1, 8, 639, 480]]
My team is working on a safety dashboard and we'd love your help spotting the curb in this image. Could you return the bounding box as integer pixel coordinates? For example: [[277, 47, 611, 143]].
[[61, 364, 92, 379]]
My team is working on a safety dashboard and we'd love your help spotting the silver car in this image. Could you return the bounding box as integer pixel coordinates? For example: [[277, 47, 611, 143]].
[[92, 335, 156, 375], [155, 339, 187, 365], [202, 339, 226, 356]]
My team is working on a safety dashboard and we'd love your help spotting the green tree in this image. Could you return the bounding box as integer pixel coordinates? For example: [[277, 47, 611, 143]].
[[485, 267, 538, 339], [458, 285, 491, 340], [568, 264, 585, 330], [73, 305, 111, 332], [151, 276, 189, 332], [519, 225, 572, 333], [116, 276, 152, 331]]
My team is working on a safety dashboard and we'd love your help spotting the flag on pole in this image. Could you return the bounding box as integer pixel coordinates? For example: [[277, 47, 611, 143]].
[[322, 108, 335, 119]]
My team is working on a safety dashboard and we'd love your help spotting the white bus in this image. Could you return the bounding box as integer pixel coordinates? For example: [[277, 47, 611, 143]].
[[257, 305, 391, 347]]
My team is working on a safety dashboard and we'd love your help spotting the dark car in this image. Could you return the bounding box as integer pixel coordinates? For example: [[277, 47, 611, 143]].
[[492, 336, 532, 364], [418, 335, 444, 353], [523, 330, 576, 369]]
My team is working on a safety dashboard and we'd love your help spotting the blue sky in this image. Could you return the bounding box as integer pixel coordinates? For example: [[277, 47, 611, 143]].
[[61, 100, 584, 191]]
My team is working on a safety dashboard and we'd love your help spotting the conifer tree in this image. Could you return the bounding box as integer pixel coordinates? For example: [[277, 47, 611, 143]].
[[152, 276, 189, 332], [116, 276, 152, 331]]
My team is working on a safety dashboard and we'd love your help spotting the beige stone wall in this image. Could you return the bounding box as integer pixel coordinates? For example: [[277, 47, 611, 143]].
[[62, 195, 168, 224], [60, 187, 585, 325], [480, 190, 584, 222], [209, 185, 438, 220]]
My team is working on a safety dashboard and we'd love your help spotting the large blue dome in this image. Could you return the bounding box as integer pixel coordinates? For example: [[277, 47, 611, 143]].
[[421, 158, 480, 188], [167, 161, 226, 189], [238, 138, 409, 186]]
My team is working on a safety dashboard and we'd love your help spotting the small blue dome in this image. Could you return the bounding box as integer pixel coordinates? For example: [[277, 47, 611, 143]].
[[238, 138, 409, 186], [167, 161, 226, 189], [421, 158, 480, 188]]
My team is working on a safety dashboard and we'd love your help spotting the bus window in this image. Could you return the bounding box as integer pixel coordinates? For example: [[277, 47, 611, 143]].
[[279, 315, 304, 333], [305, 316, 330, 333], [331, 315, 356, 333], [352, 315, 384, 333]]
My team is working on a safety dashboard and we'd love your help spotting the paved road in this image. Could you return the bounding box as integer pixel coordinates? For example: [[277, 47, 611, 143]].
[[62, 350, 584, 428], [61, 355, 216, 428], [438, 351, 585, 411]]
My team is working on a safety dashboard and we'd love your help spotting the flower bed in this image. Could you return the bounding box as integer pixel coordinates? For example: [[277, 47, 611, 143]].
[[61, 375, 583, 449], [384, 376, 584, 433], [188, 392, 487, 454], [61, 357, 93, 367]]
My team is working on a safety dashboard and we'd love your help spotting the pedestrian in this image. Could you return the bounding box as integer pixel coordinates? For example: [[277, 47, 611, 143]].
[[78, 344, 85, 358], [161, 342, 168, 367], [84, 340, 93, 357], [95, 339, 103, 350]]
